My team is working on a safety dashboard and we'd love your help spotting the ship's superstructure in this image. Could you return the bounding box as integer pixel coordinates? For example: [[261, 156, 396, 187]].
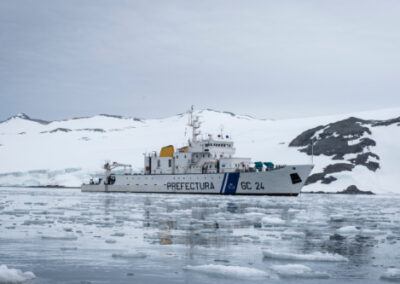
[[82, 107, 313, 195], [144, 107, 250, 175]]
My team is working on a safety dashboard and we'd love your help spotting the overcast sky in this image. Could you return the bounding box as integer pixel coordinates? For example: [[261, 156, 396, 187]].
[[1, 0, 400, 121]]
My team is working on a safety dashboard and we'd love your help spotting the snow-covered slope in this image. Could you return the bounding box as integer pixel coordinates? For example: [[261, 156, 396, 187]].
[[0, 108, 399, 194]]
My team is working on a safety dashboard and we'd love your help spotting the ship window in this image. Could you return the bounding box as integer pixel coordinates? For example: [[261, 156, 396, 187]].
[[168, 159, 172, 167], [203, 154, 205, 157], [157, 160, 160, 168], [184, 155, 186, 158], [290, 173, 302, 184]]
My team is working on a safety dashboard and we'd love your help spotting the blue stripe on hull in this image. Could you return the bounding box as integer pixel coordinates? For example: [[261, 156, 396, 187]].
[[224, 172, 240, 195], [220, 173, 227, 194]]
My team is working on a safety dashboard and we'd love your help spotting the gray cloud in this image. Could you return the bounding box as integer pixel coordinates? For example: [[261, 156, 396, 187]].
[[1, 0, 400, 120]]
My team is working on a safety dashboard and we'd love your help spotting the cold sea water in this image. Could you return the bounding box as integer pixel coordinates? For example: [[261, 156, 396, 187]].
[[0, 187, 399, 283]]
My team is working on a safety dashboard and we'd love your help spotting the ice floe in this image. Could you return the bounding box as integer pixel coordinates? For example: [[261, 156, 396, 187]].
[[262, 249, 348, 262], [281, 230, 305, 239], [184, 264, 269, 279], [337, 226, 360, 234], [380, 268, 400, 281], [0, 265, 35, 283], [271, 264, 330, 279], [261, 216, 285, 226]]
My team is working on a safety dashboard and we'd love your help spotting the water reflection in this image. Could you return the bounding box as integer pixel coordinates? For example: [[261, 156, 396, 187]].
[[0, 188, 399, 283]]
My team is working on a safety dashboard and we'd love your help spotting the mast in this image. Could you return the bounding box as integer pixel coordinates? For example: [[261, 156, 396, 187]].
[[188, 105, 201, 143]]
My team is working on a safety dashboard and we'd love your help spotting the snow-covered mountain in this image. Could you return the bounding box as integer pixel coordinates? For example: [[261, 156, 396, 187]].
[[1, 108, 399, 194]]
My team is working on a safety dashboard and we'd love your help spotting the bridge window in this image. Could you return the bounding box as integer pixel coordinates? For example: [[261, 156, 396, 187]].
[[168, 159, 172, 167]]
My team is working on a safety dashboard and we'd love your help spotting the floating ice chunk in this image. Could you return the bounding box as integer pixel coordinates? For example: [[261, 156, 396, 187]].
[[337, 226, 359, 234], [105, 239, 117, 244], [41, 235, 77, 240], [271, 264, 330, 279], [0, 265, 35, 283], [184, 264, 269, 279], [282, 230, 305, 238], [111, 252, 147, 259], [243, 212, 265, 222], [111, 232, 125, 237], [261, 216, 285, 226], [381, 268, 400, 281], [262, 250, 348, 262], [360, 229, 385, 236]]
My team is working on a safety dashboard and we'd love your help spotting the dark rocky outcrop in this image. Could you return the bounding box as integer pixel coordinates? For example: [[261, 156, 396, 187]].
[[289, 125, 324, 147], [50, 128, 72, 133], [77, 128, 106, 133], [324, 163, 355, 174], [289, 116, 389, 186], [305, 163, 354, 185], [321, 176, 337, 184], [1, 113, 50, 125], [295, 117, 376, 160], [371, 116, 400, 127], [337, 185, 374, 195], [349, 152, 380, 171]]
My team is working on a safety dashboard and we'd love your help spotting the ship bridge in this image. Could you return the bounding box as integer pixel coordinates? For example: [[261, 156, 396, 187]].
[[143, 107, 251, 175]]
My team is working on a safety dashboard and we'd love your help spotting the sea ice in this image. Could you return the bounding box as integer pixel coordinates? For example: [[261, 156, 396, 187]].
[[281, 230, 305, 238], [262, 249, 348, 262], [337, 226, 360, 234], [271, 264, 330, 279], [111, 252, 147, 259], [184, 264, 269, 279], [261, 216, 285, 226], [41, 235, 78, 240], [0, 265, 35, 283], [380, 268, 400, 281]]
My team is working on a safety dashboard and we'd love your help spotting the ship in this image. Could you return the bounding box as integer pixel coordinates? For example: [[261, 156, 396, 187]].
[[81, 107, 313, 195]]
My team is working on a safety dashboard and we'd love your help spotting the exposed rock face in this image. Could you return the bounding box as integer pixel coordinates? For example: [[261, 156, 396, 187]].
[[306, 163, 354, 185], [288, 125, 324, 147], [371, 116, 400, 127], [1, 113, 50, 125], [49, 128, 72, 133], [290, 115, 400, 186], [290, 117, 375, 160], [337, 185, 374, 195], [349, 153, 380, 172]]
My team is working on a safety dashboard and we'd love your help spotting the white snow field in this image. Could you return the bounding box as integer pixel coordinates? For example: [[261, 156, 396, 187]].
[[0, 108, 400, 193]]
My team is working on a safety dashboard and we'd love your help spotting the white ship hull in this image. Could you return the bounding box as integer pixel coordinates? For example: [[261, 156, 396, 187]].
[[81, 164, 313, 196]]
